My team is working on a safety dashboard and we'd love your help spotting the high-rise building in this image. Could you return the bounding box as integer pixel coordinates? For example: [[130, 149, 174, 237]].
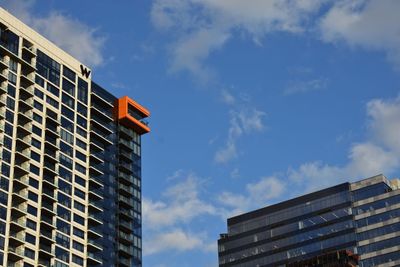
[[218, 174, 400, 267], [0, 7, 149, 267]]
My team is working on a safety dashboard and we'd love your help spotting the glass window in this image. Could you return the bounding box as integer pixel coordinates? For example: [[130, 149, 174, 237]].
[[34, 88, 44, 99], [25, 233, 36, 245], [34, 100, 43, 111], [32, 125, 42, 136], [35, 75, 45, 88], [63, 66, 76, 83], [58, 192, 71, 208], [58, 179, 72, 195], [37, 50, 61, 86], [47, 83, 60, 97], [74, 214, 85, 225], [57, 219, 70, 235], [55, 246, 69, 263], [46, 96, 59, 109], [73, 227, 84, 238], [33, 113, 42, 124], [62, 78, 75, 96], [77, 78, 88, 103], [73, 241, 84, 252], [61, 105, 74, 120], [56, 232, 70, 249], [60, 129, 73, 144], [59, 166, 72, 182], [26, 219, 37, 230], [57, 205, 71, 221], [77, 102, 87, 117], [24, 248, 35, 259], [27, 205, 37, 216], [62, 92, 74, 109], [74, 188, 85, 200]]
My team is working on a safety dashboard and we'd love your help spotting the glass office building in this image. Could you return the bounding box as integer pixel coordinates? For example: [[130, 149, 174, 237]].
[[218, 174, 400, 267], [0, 7, 149, 267]]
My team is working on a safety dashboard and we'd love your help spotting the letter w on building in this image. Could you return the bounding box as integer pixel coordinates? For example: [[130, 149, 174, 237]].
[[80, 65, 91, 78]]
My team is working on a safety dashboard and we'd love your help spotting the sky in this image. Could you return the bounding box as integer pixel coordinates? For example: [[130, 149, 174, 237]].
[[1, 0, 400, 266]]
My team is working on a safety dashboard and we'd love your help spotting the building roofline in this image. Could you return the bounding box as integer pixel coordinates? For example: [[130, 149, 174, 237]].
[[227, 182, 350, 226]]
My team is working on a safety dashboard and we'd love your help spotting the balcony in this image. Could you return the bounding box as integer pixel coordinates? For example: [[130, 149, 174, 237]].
[[87, 238, 103, 251], [42, 175, 57, 188], [119, 172, 135, 185], [90, 165, 104, 177], [20, 72, 35, 86], [91, 104, 113, 122], [118, 243, 134, 257], [0, 57, 8, 69], [10, 204, 27, 219], [119, 139, 135, 151], [9, 232, 25, 246], [88, 225, 103, 238], [13, 174, 29, 190], [40, 229, 54, 243], [14, 149, 30, 163], [13, 162, 30, 176], [87, 252, 103, 265], [91, 118, 113, 135], [42, 187, 56, 201], [22, 45, 37, 57], [90, 153, 104, 165], [90, 141, 104, 153], [0, 95, 6, 106], [18, 97, 34, 110], [39, 243, 54, 258], [88, 212, 103, 225], [0, 70, 7, 82], [119, 231, 134, 244], [19, 86, 34, 97], [9, 217, 26, 230], [41, 215, 56, 228], [90, 130, 112, 146], [17, 123, 32, 136], [16, 135, 31, 150], [8, 245, 24, 261], [119, 162, 133, 174], [119, 183, 135, 197], [119, 220, 134, 233], [89, 176, 103, 189], [12, 189, 28, 203], [88, 199, 103, 212], [0, 84, 6, 94], [89, 188, 103, 200]]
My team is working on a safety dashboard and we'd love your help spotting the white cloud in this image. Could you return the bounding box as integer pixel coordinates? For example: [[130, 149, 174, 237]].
[[215, 93, 266, 164], [143, 173, 217, 229], [318, 0, 400, 69], [144, 229, 212, 256], [151, 0, 400, 77], [218, 176, 286, 217], [2, 0, 105, 67], [288, 96, 400, 192], [151, 0, 324, 79], [284, 78, 329, 95]]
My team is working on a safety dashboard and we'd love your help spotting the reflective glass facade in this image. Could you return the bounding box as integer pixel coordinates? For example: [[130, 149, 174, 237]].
[[0, 8, 149, 267], [219, 175, 400, 267]]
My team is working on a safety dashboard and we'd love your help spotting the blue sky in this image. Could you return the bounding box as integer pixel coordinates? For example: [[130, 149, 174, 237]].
[[2, 0, 400, 266]]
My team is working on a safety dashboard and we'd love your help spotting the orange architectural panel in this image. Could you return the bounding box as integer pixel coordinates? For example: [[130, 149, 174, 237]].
[[115, 96, 150, 135]]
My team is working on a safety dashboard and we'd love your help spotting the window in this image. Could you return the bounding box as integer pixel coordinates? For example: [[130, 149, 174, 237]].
[[74, 214, 84, 225], [34, 100, 43, 111], [9, 59, 17, 72], [75, 175, 86, 187], [76, 139, 87, 150], [34, 88, 44, 99], [60, 141, 73, 157], [57, 205, 71, 221], [37, 50, 61, 86], [76, 126, 87, 138], [61, 117, 74, 132], [72, 241, 84, 252], [0, 177, 9, 191], [77, 78, 88, 103], [75, 163, 86, 174], [61, 105, 74, 120], [27, 205, 37, 216], [56, 232, 70, 248], [47, 83, 60, 97], [5, 110, 14, 123], [33, 113, 42, 124], [62, 77, 75, 96], [62, 92, 74, 109], [35, 75, 45, 88], [59, 153, 73, 169], [55, 246, 69, 263], [58, 192, 71, 208], [60, 129, 73, 144], [72, 254, 83, 265], [28, 191, 38, 202], [63, 66, 76, 82], [74, 188, 85, 200], [29, 178, 39, 189], [76, 115, 87, 128], [6, 96, 15, 110], [4, 122, 13, 136], [77, 102, 87, 116], [58, 179, 72, 194], [57, 219, 70, 235], [59, 166, 72, 182], [25, 233, 36, 245], [7, 84, 16, 98], [31, 151, 41, 162], [74, 201, 85, 212], [30, 164, 40, 176], [24, 248, 35, 260], [1, 164, 10, 177], [26, 219, 37, 230], [73, 227, 84, 238], [32, 125, 42, 136], [31, 138, 41, 149], [46, 95, 59, 108]]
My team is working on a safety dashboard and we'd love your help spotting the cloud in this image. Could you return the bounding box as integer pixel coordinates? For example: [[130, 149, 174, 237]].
[[284, 78, 329, 95], [218, 176, 286, 216], [319, 0, 400, 69], [151, 0, 323, 80], [214, 108, 266, 163], [288, 95, 400, 192], [142, 170, 219, 257], [143, 172, 217, 229], [2, 0, 105, 67], [151, 0, 400, 78], [215, 91, 266, 164], [144, 229, 215, 256]]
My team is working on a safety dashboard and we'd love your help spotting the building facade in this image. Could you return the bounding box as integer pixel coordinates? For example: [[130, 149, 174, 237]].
[[0, 7, 149, 267], [218, 174, 400, 267]]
